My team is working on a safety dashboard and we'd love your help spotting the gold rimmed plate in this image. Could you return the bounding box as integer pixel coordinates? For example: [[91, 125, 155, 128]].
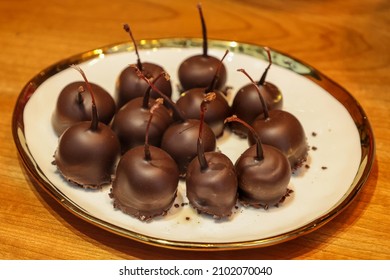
[[12, 38, 375, 250]]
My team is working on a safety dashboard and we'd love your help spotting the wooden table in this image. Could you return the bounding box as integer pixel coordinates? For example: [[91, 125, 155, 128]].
[[1, 0, 389, 260]]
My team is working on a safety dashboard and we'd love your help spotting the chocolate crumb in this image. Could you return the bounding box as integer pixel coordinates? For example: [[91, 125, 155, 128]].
[[311, 146, 317, 151], [185, 217, 190, 221], [305, 164, 310, 169], [181, 202, 188, 207], [312, 132, 317, 137], [174, 203, 180, 208], [321, 166, 328, 170]]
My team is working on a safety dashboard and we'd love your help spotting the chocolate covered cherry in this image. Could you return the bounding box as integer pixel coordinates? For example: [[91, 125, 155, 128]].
[[225, 116, 291, 209], [178, 3, 227, 91], [111, 72, 173, 153], [176, 50, 231, 137], [231, 47, 283, 138], [250, 109, 308, 170], [115, 24, 172, 108], [110, 100, 179, 221], [186, 93, 237, 218], [54, 65, 120, 188], [52, 81, 116, 136], [161, 119, 216, 177], [176, 89, 230, 137]]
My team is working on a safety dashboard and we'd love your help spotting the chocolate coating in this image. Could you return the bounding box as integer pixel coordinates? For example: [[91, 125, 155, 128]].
[[161, 119, 216, 176], [54, 121, 121, 188], [249, 110, 308, 170], [110, 97, 173, 153], [52, 81, 116, 136], [230, 82, 283, 138], [178, 55, 227, 91], [176, 88, 231, 137], [110, 145, 179, 221], [186, 151, 238, 218], [235, 144, 291, 207], [115, 62, 172, 109]]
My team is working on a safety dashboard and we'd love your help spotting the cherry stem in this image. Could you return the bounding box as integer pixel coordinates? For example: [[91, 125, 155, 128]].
[[123, 23, 143, 70], [71, 64, 99, 131], [258, 47, 272, 85], [197, 3, 208, 57], [144, 98, 164, 161], [224, 115, 264, 161], [142, 71, 167, 109], [132, 65, 186, 122], [237, 68, 270, 119], [197, 92, 216, 170], [76, 85, 85, 104], [206, 49, 229, 92]]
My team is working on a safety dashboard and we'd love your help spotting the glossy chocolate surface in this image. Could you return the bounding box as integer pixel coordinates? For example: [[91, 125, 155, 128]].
[[230, 82, 283, 138], [186, 151, 237, 218], [52, 81, 116, 136], [176, 88, 231, 137], [111, 97, 173, 153], [249, 110, 308, 169], [115, 62, 172, 109], [110, 145, 179, 221], [54, 121, 121, 188], [161, 119, 216, 176], [178, 54, 227, 91], [235, 144, 291, 207]]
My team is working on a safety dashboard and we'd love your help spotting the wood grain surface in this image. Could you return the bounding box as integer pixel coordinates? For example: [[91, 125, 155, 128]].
[[1, 0, 389, 259]]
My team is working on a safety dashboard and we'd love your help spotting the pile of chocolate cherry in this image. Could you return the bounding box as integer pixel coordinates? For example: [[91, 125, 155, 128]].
[[51, 5, 308, 221]]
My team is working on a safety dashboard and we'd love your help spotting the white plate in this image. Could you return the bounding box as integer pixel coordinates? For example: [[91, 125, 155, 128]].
[[13, 38, 375, 250]]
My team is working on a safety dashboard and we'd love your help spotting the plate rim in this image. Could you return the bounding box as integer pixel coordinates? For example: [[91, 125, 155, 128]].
[[12, 38, 376, 251]]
